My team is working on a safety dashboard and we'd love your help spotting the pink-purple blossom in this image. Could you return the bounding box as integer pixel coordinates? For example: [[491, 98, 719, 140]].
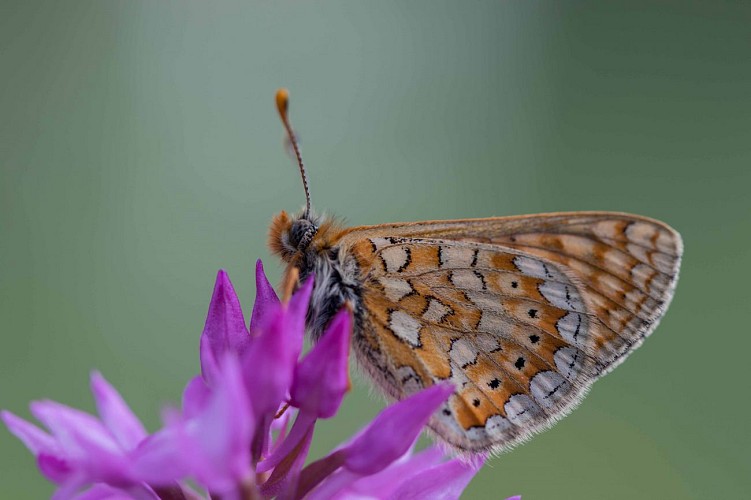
[[2, 260, 519, 499]]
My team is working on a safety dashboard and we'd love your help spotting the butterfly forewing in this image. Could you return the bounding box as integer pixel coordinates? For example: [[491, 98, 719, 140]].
[[336, 212, 682, 453]]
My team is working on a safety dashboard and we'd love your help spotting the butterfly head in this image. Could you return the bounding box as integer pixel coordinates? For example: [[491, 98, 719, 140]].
[[269, 208, 344, 261], [269, 210, 319, 261]]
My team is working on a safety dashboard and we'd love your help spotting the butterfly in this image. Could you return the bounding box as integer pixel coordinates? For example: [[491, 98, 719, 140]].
[[268, 89, 683, 455]]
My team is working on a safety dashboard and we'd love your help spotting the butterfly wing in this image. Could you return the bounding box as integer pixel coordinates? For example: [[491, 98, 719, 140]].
[[340, 212, 682, 453]]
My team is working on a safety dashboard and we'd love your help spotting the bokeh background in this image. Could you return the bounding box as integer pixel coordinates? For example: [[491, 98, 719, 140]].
[[2, 2, 750, 498]]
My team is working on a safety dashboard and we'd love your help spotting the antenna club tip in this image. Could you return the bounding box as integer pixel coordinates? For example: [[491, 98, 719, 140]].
[[275, 88, 289, 117]]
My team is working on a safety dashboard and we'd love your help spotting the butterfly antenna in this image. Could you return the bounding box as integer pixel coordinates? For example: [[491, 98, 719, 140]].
[[276, 88, 312, 219]]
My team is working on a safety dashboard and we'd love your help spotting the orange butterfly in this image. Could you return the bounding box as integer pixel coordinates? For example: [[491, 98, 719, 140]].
[[269, 89, 682, 454]]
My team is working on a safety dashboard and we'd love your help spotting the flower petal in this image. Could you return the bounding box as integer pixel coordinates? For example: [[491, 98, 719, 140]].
[[243, 302, 304, 462], [198, 357, 253, 471], [255, 275, 314, 428], [242, 305, 303, 420], [30, 400, 120, 458], [200, 270, 250, 384], [185, 355, 254, 493], [37, 453, 73, 483], [290, 307, 351, 419], [90, 372, 147, 451], [51, 473, 88, 500], [1, 410, 58, 456], [341, 384, 453, 475], [130, 427, 188, 485], [387, 454, 485, 500], [250, 260, 280, 334], [303, 468, 358, 500], [341, 445, 445, 496], [181, 376, 211, 419], [30, 400, 132, 483]]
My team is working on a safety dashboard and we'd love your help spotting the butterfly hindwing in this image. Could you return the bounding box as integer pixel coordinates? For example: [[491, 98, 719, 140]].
[[348, 237, 593, 452], [340, 213, 682, 453]]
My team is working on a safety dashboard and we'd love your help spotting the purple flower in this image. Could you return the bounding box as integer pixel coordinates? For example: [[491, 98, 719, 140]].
[[1, 373, 156, 499], [2, 260, 514, 499]]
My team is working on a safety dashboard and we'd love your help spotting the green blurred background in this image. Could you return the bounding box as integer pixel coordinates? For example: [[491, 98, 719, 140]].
[[2, 1, 750, 498]]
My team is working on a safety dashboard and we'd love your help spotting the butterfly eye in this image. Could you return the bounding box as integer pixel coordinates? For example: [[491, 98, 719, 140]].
[[289, 218, 318, 251]]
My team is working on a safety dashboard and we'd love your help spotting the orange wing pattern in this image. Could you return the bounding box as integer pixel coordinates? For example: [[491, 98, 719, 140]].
[[338, 213, 682, 453]]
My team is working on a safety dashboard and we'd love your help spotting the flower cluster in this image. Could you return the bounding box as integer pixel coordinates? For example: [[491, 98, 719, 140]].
[[3, 261, 520, 500]]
